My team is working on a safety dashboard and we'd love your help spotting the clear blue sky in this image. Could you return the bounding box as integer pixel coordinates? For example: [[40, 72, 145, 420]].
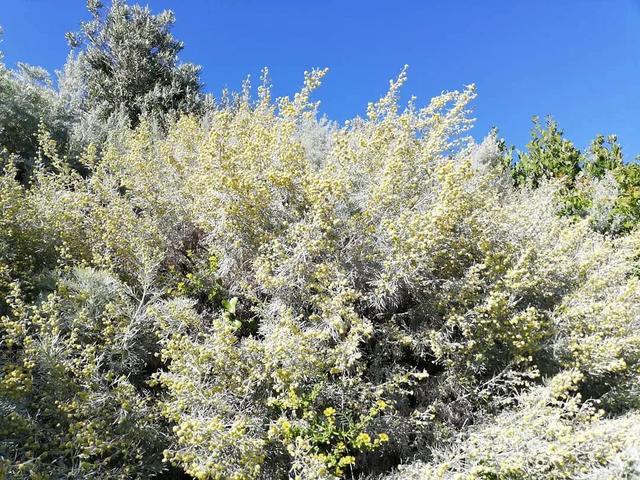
[[2, 0, 640, 157]]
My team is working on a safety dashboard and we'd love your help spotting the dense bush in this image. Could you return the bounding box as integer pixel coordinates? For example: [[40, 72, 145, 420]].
[[0, 61, 638, 479], [0, 44, 74, 176], [1, 2, 640, 478]]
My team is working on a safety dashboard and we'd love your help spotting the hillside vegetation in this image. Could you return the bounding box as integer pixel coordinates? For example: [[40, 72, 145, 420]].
[[1, 2, 639, 479]]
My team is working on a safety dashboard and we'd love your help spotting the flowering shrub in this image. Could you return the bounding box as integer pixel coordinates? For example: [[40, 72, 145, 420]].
[[0, 64, 639, 480], [386, 380, 640, 480]]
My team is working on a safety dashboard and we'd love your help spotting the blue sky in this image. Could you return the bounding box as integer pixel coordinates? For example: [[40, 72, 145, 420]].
[[2, 0, 640, 157]]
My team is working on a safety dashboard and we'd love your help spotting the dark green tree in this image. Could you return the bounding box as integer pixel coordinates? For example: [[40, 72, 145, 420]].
[[67, 0, 204, 126]]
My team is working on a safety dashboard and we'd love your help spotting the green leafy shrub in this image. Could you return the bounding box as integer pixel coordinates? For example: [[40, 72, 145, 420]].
[[506, 117, 640, 233]]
